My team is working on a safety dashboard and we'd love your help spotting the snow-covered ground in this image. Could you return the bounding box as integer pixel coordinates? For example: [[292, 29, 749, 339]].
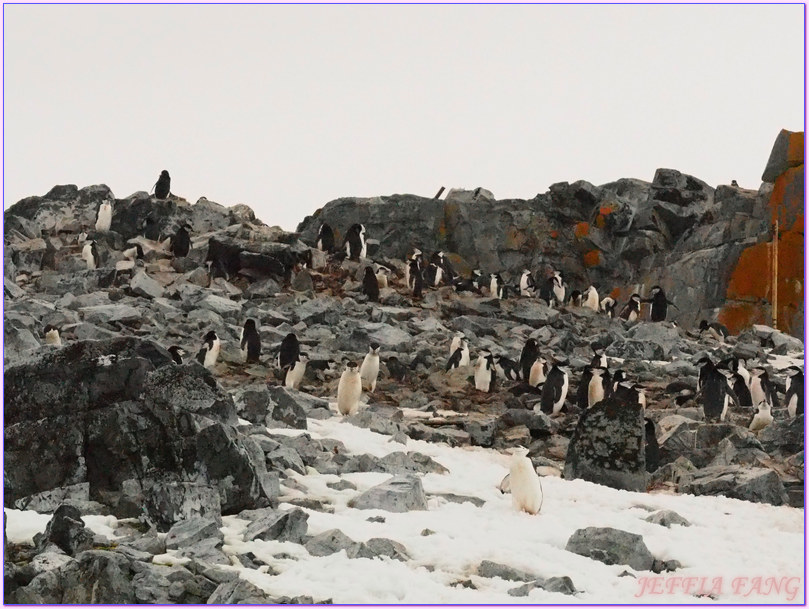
[[6, 415, 804, 604]]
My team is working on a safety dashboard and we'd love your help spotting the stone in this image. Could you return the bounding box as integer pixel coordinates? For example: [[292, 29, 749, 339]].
[[304, 529, 361, 557], [34, 505, 94, 556], [129, 271, 164, 299], [79, 304, 141, 324], [348, 475, 428, 512], [242, 508, 308, 544], [761, 129, 803, 182], [563, 397, 648, 492], [757, 415, 804, 457], [354, 538, 410, 561], [207, 578, 276, 604], [164, 517, 222, 550], [565, 527, 655, 571], [266, 447, 306, 475], [477, 560, 538, 582], [644, 510, 691, 528], [198, 294, 242, 316], [143, 482, 222, 532], [678, 465, 788, 506]]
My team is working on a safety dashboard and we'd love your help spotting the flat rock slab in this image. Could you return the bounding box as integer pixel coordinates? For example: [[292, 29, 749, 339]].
[[165, 517, 222, 550], [565, 527, 655, 571], [348, 474, 428, 512]]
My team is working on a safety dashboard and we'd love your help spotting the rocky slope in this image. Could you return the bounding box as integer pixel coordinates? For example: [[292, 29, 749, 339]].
[[3, 158, 804, 602]]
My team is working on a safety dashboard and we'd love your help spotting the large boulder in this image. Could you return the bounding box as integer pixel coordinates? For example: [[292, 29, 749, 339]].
[[563, 397, 647, 492], [678, 465, 788, 506], [348, 475, 428, 512], [565, 527, 655, 571]]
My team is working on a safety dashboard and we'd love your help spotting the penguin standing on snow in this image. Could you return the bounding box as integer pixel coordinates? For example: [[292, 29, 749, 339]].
[[167, 345, 186, 364], [785, 367, 804, 417], [171, 224, 192, 258], [344, 223, 367, 260], [95, 200, 112, 232], [240, 319, 261, 364], [582, 286, 599, 311], [508, 447, 543, 515], [362, 266, 380, 302], [587, 367, 611, 407], [153, 170, 171, 199], [645, 285, 677, 322], [540, 360, 569, 415], [277, 333, 301, 373], [316, 223, 335, 252], [474, 350, 497, 393], [698, 357, 736, 422], [82, 240, 100, 270], [493, 354, 521, 381], [519, 270, 536, 297], [619, 294, 642, 322], [196, 330, 221, 369], [698, 320, 730, 342], [337, 361, 363, 415], [519, 338, 540, 382], [360, 343, 381, 392], [43, 324, 61, 347], [446, 339, 471, 371], [285, 354, 309, 389]]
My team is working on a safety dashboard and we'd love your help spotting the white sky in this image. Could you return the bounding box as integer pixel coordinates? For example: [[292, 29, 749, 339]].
[[3, 4, 804, 231]]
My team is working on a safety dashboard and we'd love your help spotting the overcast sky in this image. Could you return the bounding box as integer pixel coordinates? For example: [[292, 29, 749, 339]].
[[3, 4, 804, 231]]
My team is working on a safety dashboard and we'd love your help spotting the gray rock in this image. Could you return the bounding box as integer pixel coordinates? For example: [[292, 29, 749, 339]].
[[129, 271, 164, 299], [290, 269, 314, 293], [477, 560, 538, 582], [565, 527, 655, 571], [407, 423, 471, 446], [143, 482, 223, 532], [354, 538, 410, 561], [678, 465, 788, 506], [266, 386, 330, 418], [242, 508, 308, 544], [378, 452, 449, 475], [304, 529, 361, 557], [605, 339, 665, 361], [625, 323, 682, 358], [563, 397, 648, 492], [206, 578, 276, 604], [345, 410, 407, 437], [757, 415, 804, 457], [349, 475, 428, 512], [430, 493, 484, 507], [266, 446, 306, 475], [198, 294, 241, 316], [644, 510, 691, 528], [79, 304, 141, 324], [463, 418, 499, 447], [165, 517, 222, 550], [33, 505, 94, 556], [244, 277, 281, 299], [504, 299, 560, 326]]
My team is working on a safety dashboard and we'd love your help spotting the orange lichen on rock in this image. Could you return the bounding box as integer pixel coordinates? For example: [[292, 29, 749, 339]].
[[769, 165, 804, 225], [505, 227, 526, 249], [719, 303, 768, 334], [610, 287, 622, 299], [550, 230, 559, 239], [599, 204, 617, 216], [786, 131, 804, 166], [574, 222, 590, 238], [595, 215, 606, 229], [583, 250, 600, 267], [726, 242, 772, 301]]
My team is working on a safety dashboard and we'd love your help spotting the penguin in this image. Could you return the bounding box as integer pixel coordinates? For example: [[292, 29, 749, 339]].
[[618, 294, 642, 322], [82, 240, 100, 270], [316, 223, 335, 252], [404, 249, 423, 288], [716, 358, 752, 408], [749, 400, 773, 433], [153, 170, 171, 199], [470, 269, 485, 292], [568, 290, 582, 307], [95, 200, 112, 232], [386, 356, 408, 382], [731, 179, 739, 187], [519, 338, 540, 382], [285, 354, 309, 389], [337, 361, 363, 415], [519, 270, 536, 297], [474, 350, 497, 393], [646, 285, 677, 322], [528, 356, 548, 387], [699, 358, 735, 422], [785, 367, 804, 417], [43, 324, 61, 347], [362, 266, 380, 302], [611, 369, 626, 393], [493, 354, 521, 382], [582, 286, 599, 311], [540, 361, 569, 415], [375, 265, 391, 289], [408, 259, 423, 298], [424, 263, 443, 287], [171, 224, 192, 258], [614, 382, 647, 408], [196, 330, 220, 369], [587, 367, 611, 407], [698, 320, 729, 342], [644, 419, 660, 473], [508, 447, 543, 515], [749, 368, 778, 410], [277, 333, 300, 372], [167, 345, 185, 364], [489, 273, 505, 299], [142, 216, 162, 241], [449, 332, 465, 357], [122, 244, 144, 261], [240, 319, 261, 364], [600, 296, 617, 318], [446, 339, 471, 371], [344, 223, 367, 260], [590, 346, 607, 369], [433, 251, 456, 283], [360, 342, 381, 392], [577, 366, 594, 409]]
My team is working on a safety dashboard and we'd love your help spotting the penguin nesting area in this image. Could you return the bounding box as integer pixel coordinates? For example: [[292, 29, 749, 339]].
[[3, 187, 805, 604]]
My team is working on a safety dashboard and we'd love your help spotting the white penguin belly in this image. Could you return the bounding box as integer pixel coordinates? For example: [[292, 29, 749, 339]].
[[337, 371, 362, 415], [509, 456, 543, 515], [285, 360, 307, 389], [359, 355, 379, 392]]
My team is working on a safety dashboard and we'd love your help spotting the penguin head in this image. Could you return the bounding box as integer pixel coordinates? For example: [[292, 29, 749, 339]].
[[369, 343, 380, 354], [612, 369, 626, 383], [786, 366, 803, 377], [695, 356, 713, 367], [630, 294, 641, 303], [243, 319, 257, 332], [376, 265, 390, 275], [472, 269, 482, 278], [203, 330, 218, 343], [160, 170, 170, 179], [298, 353, 310, 364], [650, 285, 662, 295], [169, 345, 186, 356], [364, 266, 376, 278], [43, 324, 60, 336], [346, 361, 359, 371], [698, 320, 709, 331], [510, 446, 530, 458]]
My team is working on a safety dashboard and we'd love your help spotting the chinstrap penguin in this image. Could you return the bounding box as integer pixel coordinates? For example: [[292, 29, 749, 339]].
[[153, 170, 171, 199], [360, 343, 381, 392], [95, 200, 112, 232], [508, 447, 543, 515], [240, 319, 261, 364], [196, 330, 220, 369], [337, 362, 363, 415]]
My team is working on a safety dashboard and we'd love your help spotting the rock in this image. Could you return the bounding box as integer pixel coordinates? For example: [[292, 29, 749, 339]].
[[625, 323, 681, 358], [304, 529, 361, 557], [61, 550, 136, 603], [290, 269, 314, 293], [129, 271, 164, 299], [269, 393, 308, 430], [79, 304, 141, 324], [266, 386, 331, 418], [429, 493, 484, 507], [504, 300, 560, 326], [464, 419, 499, 447], [3, 324, 41, 363], [605, 339, 664, 361], [563, 397, 648, 492], [758, 416, 804, 457], [498, 409, 556, 437], [354, 538, 410, 561], [658, 422, 741, 468], [345, 410, 407, 437], [165, 517, 222, 550], [198, 294, 242, 316], [266, 447, 306, 475], [378, 452, 448, 475], [477, 560, 538, 581], [644, 510, 691, 528], [407, 423, 471, 446], [207, 578, 276, 604], [348, 475, 428, 512], [761, 129, 803, 182], [242, 508, 308, 544], [565, 527, 655, 571], [244, 277, 281, 298], [508, 576, 576, 597], [33, 505, 94, 556], [678, 465, 788, 506]]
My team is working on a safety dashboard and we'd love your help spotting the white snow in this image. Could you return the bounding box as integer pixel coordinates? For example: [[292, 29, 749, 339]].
[[5, 414, 804, 604]]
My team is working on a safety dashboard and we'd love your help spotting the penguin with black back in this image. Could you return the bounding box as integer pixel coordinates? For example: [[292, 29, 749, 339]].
[[409, 259, 424, 299], [171, 223, 192, 258], [316, 223, 335, 252], [277, 333, 301, 372], [785, 367, 804, 417], [540, 358, 569, 415], [519, 338, 540, 382], [344, 223, 367, 260], [446, 339, 470, 371], [240, 319, 261, 364], [645, 285, 678, 322], [716, 358, 753, 408], [142, 216, 161, 241], [196, 330, 220, 368], [698, 357, 737, 422], [493, 354, 521, 381], [167, 345, 186, 364], [698, 320, 730, 341], [576, 365, 594, 410], [644, 419, 660, 473], [619, 294, 642, 322], [153, 170, 171, 199], [362, 266, 380, 302]]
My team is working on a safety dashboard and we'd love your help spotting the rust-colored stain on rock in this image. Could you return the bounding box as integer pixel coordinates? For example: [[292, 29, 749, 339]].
[[574, 222, 590, 238], [506, 227, 526, 249], [583, 250, 600, 267], [786, 132, 805, 167], [595, 215, 606, 229], [726, 242, 771, 301], [550, 230, 559, 239], [719, 303, 767, 334]]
